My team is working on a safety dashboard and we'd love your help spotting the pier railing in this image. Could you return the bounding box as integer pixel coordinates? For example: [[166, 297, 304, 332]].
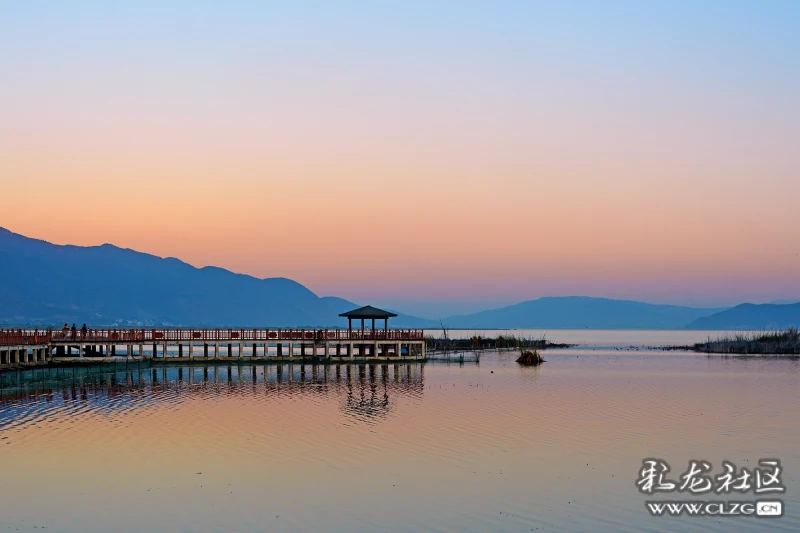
[[44, 328, 424, 343], [0, 330, 52, 346]]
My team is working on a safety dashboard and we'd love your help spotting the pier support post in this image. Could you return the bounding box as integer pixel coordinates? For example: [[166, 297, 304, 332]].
[[163, 343, 168, 359], [204, 343, 209, 358], [396, 343, 401, 358], [228, 343, 232, 358], [80, 344, 85, 358], [349, 343, 354, 359], [153, 343, 158, 358], [178, 344, 183, 358], [139, 344, 143, 357], [325, 342, 330, 359], [238, 343, 243, 360], [252, 343, 257, 358], [189, 343, 194, 361], [214, 343, 220, 360], [289, 343, 294, 358]]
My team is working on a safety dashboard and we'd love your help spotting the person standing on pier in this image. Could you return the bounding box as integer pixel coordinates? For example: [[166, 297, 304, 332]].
[[62, 323, 69, 338], [71, 323, 77, 339], [81, 324, 87, 339]]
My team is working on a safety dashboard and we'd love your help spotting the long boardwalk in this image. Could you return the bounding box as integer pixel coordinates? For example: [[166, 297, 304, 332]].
[[0, 328, 426, 370]]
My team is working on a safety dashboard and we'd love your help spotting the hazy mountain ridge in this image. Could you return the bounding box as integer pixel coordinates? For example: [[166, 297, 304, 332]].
[[441, 296, 726, 329], [0, 227, 429, 327], [2, 228, 797, 330], [685, 303, 800, 330]]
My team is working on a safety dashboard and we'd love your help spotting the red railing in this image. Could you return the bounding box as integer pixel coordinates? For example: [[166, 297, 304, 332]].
[[43, 328, 424, 343], [0, 330, 53, 346]]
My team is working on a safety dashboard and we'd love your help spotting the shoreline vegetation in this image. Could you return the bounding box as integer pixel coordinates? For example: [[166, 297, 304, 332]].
[[425, 333, 573, 354], [691, 328, 800, 355]]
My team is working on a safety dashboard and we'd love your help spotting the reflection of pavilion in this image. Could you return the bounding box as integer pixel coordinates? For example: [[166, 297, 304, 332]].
[[0, 362, 425, 416]]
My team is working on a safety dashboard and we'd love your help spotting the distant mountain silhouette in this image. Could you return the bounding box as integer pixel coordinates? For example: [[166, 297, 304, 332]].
[[685, 303, 800, 330], [442, 296, 726, 329], [0, 228, 429, 327], [7, 228, 795, 331]]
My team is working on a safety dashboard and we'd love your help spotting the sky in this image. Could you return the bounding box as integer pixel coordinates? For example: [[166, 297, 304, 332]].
[[1, 1, 799, 318]]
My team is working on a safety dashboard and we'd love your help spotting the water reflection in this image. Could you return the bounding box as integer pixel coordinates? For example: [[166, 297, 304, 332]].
[[0, 362, 425, 422], [2, 350, 799, 533]]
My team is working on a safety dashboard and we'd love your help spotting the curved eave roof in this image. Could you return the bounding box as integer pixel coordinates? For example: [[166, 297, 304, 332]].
[[339, 305, 398, 319]]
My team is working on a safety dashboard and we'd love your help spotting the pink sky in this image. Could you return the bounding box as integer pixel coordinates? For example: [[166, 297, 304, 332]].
[[1, 2, 798, 313]]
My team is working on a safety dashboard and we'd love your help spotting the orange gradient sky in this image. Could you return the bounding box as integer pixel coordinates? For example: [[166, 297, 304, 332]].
[[1, 2, 799, 314]]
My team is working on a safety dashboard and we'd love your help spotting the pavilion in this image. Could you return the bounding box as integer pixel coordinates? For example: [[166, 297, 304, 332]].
[[339, 305, 398, 337]]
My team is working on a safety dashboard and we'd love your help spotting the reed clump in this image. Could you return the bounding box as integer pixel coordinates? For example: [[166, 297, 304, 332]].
[[693, 327, 800, 355], [516, 348, 544, 366]]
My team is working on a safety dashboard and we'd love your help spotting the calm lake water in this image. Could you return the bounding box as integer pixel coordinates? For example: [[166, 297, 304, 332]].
[[1, 331, 798, 532]]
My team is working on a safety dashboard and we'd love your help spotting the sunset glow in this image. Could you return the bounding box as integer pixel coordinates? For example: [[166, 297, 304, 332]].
[[2, 1, 798, 312]]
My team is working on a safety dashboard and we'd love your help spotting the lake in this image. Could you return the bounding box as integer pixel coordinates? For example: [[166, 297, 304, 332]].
[[1, 330, 798, 532]]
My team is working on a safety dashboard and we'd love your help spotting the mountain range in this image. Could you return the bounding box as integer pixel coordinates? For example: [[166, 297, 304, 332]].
[[0, 227, 426, 327], [1, 227, 798, 330], [440, 296, 726, 329], [685, 303, 800, 330]]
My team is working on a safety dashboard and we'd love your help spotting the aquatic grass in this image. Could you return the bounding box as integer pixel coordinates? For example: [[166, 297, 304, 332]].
[[693, 327, 800, 355], [425, 333, 571, 353]]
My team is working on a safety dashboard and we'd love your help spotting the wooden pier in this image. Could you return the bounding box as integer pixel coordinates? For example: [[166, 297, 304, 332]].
[[0, 306, 426, 370]]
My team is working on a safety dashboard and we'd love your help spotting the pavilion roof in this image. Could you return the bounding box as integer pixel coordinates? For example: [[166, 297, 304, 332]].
[[339, 305, 398, 319]]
